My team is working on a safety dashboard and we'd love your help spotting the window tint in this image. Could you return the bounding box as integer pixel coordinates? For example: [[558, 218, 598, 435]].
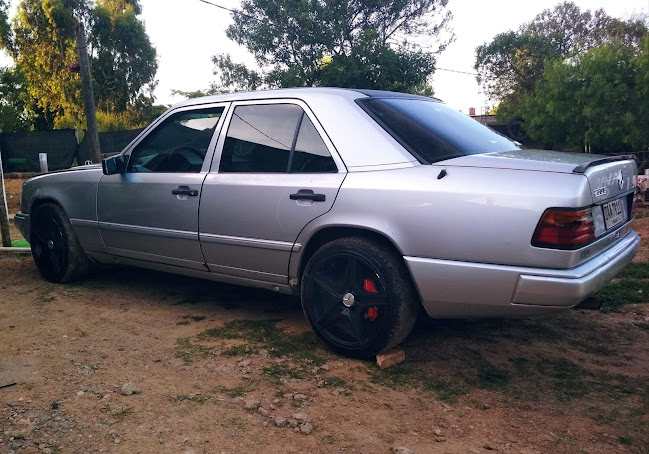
[[358, 98, 521, 164], [290, 115, 337, 173], [220, 104, 303, 173], [128, 107, 223, 173]]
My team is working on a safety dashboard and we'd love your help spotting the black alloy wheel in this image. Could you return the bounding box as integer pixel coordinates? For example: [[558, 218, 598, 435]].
[[30, 203, 88, 283], [301, 237, 418, 358]]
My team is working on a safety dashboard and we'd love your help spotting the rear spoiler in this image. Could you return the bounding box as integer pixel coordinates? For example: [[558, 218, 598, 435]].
[[572, 155, 635, 174]]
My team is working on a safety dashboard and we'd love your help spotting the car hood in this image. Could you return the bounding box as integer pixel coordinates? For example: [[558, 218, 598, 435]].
[[441, 149, 614, 173]]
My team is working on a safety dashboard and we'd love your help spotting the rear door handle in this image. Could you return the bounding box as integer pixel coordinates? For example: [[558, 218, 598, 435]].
[[290, 189, 326, 202], [172, 185, 199, 197]]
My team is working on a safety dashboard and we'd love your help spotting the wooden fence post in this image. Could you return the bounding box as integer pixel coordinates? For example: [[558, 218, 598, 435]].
[[0, 144, 12, 247]]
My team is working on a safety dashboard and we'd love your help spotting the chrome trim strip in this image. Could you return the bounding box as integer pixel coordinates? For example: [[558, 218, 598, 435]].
[[97, 221, 198, 240], [70, 218, 97, 227], [199, 232, 301, 252]]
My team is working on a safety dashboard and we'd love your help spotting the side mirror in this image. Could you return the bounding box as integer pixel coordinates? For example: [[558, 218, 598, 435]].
[[102, 154, 127, 175]]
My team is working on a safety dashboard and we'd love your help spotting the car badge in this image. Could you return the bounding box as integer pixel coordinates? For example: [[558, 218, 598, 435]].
[[593, 187, 607, 198], [618, 170, 624, 190]]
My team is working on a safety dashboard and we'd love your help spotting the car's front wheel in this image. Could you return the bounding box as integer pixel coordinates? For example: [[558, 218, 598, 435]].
[[30, 203, 88, 283], [301, 237, 418, 358]]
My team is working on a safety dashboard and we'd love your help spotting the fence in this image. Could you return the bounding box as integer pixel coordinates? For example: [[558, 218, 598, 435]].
[[0, 129, 79, 172], [0, 128, 145, 173]]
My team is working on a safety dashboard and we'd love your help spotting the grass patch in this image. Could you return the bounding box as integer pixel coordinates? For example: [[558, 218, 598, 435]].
[[617, 262, 649, 279], [174, 337, 213, 365], [262, 364, 303, 385], [182, 315, 206, 322], [169, 394, 207, 404], [322, 376, 347, 388], [223, 416, 246, 429], [102, 404, 134, 419], [221, 344, 259, 357], [10, 239, 29, 248], [176, 321, 190, 326], [199, 320, 328, 364], [213, 385, 248, 398], [597, 280, 649, 312], [369, 362, 467, 403]]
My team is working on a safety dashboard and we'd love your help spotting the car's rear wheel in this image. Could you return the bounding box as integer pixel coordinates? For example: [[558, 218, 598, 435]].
[[301, 237, 418, 358], [30, 203, 88, 283]]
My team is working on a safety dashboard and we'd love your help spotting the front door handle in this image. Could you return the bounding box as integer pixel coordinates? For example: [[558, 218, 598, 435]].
[[172, 185, 199, 197], [290, 189, 326, 202]]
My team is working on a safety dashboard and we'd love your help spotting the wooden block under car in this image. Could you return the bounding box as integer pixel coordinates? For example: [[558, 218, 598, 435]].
[[376, 349, 406, 369]]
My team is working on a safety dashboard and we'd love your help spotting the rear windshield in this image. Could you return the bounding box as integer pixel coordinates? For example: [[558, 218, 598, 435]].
[[357, 98, 521, 164]]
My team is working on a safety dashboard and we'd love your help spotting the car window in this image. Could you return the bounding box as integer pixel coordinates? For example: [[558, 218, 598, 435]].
[[290, 115, 337, 173], [358, 98, 521, 164], [220, 104, 302, 173], [127, 107, 223, 173]]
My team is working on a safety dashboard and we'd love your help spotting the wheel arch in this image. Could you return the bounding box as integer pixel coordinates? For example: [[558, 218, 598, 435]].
[[294, 225, 412, 288]]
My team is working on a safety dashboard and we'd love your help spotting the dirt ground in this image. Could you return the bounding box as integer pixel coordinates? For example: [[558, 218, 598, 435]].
[[1, 182, 648, 454]]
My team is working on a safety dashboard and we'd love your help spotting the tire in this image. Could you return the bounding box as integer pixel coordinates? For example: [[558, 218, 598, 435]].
[[300, 237, 418, 358], [30, 203, 89, 283]]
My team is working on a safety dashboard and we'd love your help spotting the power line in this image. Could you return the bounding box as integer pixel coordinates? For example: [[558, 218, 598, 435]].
[[437, 67, 478, 76]]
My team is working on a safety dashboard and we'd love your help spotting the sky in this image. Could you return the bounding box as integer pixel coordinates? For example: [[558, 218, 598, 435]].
[[1, 0, 648, 113]]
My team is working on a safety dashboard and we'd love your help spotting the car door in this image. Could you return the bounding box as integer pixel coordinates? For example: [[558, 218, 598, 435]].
[[199, 99, 347, 284], [97, 103, 228, 270]]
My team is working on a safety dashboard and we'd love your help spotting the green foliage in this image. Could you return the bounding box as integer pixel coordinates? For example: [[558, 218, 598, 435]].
[[0, 66, 31, 131], [182, 0, 452, 95], [475, 1, 648, 137], [8, 0, 157, 130], [0, 0, 10, 49], [89, 0, 157, 113], [521, 42, 645, 151], [314, 29, 436, 93]]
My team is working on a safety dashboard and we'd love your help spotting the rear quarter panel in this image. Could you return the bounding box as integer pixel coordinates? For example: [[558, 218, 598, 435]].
[[292, 164, 594, 276]]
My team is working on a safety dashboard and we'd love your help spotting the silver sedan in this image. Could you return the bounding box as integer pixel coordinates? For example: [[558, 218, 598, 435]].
[[15, 88, 640, 358]]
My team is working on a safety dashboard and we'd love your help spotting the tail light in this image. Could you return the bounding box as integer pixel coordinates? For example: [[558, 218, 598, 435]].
[[532, 208, 595, 249]]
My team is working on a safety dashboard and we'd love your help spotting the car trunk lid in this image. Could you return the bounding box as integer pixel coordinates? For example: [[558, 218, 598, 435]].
[[440, 149, 634, 176]]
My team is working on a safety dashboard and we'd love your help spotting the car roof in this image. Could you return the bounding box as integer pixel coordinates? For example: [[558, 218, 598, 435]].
[[172, 87, 442, 109]]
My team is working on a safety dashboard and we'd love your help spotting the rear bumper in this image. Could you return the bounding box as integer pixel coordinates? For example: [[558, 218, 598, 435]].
[[14, 211, 30, 241], [405, 230, 640, 318]]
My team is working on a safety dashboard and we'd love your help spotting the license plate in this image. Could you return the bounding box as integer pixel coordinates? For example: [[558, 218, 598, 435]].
[[602, 197, 627, 230]]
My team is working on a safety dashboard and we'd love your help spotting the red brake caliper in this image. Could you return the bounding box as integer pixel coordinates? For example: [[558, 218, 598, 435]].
[[363, 279, 379, 321]]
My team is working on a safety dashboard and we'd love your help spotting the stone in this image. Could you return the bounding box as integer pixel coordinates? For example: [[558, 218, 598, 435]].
[[292, 413, 308, 423], [239, 359, 251, 368], [300, 422, 314, 435], [274, 417, 288, 428], [293, 394, 307, 401], [76, 391, 85, 397], [120, 382, 141, 396], [320, 364, 330, 372], [434, 429, 442, 436], [435, 436, 446, 442], [257, 407, 270, 417], [392, 448, 415, 454], [288, 418, 299, 428], [244, 400, 260, 411], [376, 350, 406, 369]]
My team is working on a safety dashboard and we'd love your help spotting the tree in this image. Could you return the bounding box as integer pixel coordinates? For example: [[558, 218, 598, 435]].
[[521, 43, 642, 152], [89, 0, 157, 113], [0, 66, 31, 132], [475, 1, 648, 121], [192, 0, 451, 95], [0, 0, 10, 49], [8, 0, 157, 129]]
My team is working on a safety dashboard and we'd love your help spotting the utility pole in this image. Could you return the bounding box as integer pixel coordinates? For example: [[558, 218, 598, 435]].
[[74, 22, 101, 164], [0, 144, 11, 247]]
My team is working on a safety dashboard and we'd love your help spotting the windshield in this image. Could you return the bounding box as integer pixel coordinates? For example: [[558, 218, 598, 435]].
[[358, 98, 521, 164]]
